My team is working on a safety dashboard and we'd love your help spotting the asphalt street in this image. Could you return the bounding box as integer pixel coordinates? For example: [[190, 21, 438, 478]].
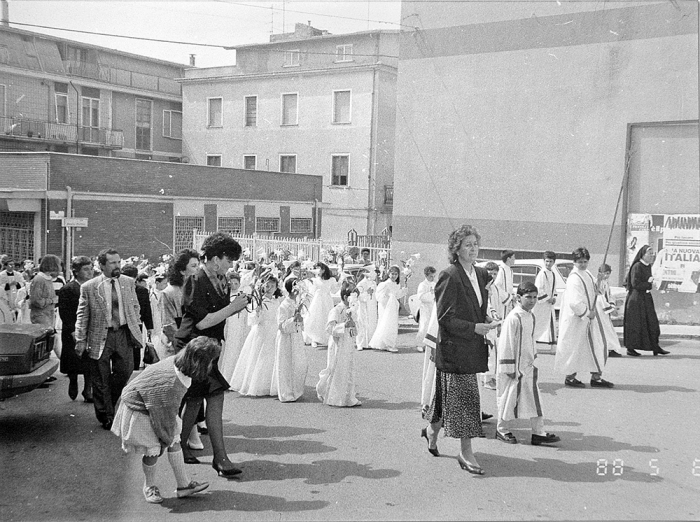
[[1, 329, 699, 521]]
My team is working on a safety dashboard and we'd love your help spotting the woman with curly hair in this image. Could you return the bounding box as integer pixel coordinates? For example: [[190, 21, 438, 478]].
[[421, 225, 497, 475]]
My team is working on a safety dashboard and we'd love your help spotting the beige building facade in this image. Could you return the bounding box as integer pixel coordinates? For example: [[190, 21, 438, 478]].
[[392, 1, 698, 316], [180, 24, 399, 237]]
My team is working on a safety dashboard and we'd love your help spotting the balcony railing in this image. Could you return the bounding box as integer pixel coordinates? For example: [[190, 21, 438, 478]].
[[63, 60, 182, 96], [1, 116, 124, 149], [384, 184, 394, 205]]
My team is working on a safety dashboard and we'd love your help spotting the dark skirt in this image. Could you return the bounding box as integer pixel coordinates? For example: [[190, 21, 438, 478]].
[[423, 370, 483, 439], [184, 356, 230, 399], [59, 330, 90, 375], [623, 290, 661, 352]]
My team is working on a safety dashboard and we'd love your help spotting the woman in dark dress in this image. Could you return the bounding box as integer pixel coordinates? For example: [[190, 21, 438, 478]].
[[58, 256, 95, 401], [175, 233, 250, 477], [623, 245, 669, 356], [421, 224, 498, 475]]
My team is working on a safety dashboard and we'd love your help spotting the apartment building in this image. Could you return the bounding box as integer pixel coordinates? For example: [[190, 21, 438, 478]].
[[180, 23, 399, 237], [0, 24, 185, 161]]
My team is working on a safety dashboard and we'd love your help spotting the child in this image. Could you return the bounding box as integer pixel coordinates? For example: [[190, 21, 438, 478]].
[[494, 250, 516, 316], [230, 276, 283, 396], [271, 277, 308, 402], [554, 247, 614, 388], [219, 270, 250, 383], [369, 265, 406, 352], [482, 262, 504, 390], [304, 262, 340, 348], [414, 266, 437, 352], [355, 266, 378, 351], [111, 336, 214, 503], [495, 282, 560, 446], [597, 264, 622, 358], [316, 281, 361, 407], [533, 251, 558, 345]]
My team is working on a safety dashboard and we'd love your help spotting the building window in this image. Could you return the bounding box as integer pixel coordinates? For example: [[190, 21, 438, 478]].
[[243, 155, 257, 170], [245, 96, 257, 127], [331, 155, 349, 186], [279, 155, 297, 174], [136, 98, 152, 151], [207, 97, 223, 127], [283, 50, 300, 67], [256, 217, 280, 233], [174, 216, 204, 253], [281, 93, 298, 126], [336, 44, 353, 62], [207, 155, 222, 167], [163, 110, 182, 139], [218, 216, 244, 236], [81, 97, 99, 128], [290, 218, 312, 234], [54, 83, 69, 124], [332, 90, 351, 124]]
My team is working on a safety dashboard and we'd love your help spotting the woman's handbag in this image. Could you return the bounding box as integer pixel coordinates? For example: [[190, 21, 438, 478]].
[[142, 341, 160, 365]]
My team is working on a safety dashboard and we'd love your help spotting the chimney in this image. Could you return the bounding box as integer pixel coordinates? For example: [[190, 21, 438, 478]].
[[1, 0, 9, 27], [189, 54, 196, 66]]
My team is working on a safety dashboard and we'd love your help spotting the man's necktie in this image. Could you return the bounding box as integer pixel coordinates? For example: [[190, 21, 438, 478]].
[[111, 279, 120, 328]]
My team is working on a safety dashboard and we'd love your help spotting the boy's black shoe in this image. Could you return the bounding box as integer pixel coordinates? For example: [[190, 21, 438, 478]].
[[531, 433, 560, 446], [564, 377, 585, 388], [590, 378, 614, 388], [608, 350, 622, 358]]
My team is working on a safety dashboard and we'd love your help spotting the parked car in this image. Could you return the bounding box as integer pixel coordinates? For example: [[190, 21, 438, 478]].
[[0, 324, 58, 400], [477, 259, 625, 325]]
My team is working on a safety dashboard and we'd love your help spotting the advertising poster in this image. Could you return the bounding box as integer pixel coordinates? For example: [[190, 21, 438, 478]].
[[654, 214, 700, 293], [628, 213, 700, 293]]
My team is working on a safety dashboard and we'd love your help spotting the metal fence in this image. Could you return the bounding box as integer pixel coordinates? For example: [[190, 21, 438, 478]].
[[192, 230, 391, 266]]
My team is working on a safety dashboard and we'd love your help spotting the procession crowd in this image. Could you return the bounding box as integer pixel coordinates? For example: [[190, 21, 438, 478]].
[[0, 225, 665, 500]]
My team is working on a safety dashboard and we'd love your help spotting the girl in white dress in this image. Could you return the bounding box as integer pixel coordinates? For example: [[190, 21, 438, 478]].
[[355, 267, 378, 350], [369, 265, 407, 352], [414, 266, 437, 351], [316, 281, 361, 407], [218, 270, 250, 384], [271, 277, 308, 402], [230, 276, 283, 396], [303, 262, 339, 348]]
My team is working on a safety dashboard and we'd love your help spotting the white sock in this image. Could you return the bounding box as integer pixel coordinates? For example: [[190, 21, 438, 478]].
[[167, 449, 191, 488], [142, 461, 157, 488]]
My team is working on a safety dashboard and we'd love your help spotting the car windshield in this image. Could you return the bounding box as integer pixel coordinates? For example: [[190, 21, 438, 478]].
[[557, 262, 573, 281]]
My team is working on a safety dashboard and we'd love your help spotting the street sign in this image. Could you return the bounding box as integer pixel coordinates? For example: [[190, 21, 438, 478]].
[[62, 217, 89, 228], [49, 211, 65, 220]]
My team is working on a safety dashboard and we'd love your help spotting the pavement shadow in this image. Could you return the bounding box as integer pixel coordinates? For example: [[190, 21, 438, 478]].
[[470, 453, 662, 483], [225, 423, 325, 439], [162, 490, 330, 513], [538, 381, 565, 396], [357, 398, 422, 410], [539, 431, 658, 453], [231, 458, 402, 485], [613, 383, 696, 393], [224, 437, 337, 456]]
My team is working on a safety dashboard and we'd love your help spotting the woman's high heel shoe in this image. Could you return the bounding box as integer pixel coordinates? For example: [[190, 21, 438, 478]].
[[457, 454, 485, 475], [421, 427, 439, 457], [212, 461, 242, 477]]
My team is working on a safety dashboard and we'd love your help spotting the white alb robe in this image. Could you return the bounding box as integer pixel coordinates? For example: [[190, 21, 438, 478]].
[[368, 279, 406, 350], [497, 305, 543, 422], [316, 302, 361, 407], [554, 268, 608, 376], [355, 277, 378, 349], [271, 297, 308, 402], [533, 268, 558, 343]]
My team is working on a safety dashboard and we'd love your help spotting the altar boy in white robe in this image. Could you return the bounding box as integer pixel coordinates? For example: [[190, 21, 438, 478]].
[[533, 251, 558, 345], [494, 250, 516, 316], [495, 282, 560, 446]]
